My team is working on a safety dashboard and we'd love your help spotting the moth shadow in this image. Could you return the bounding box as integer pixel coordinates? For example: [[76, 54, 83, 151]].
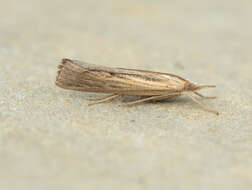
[[123, 95, 189, 105], [150, 96, 189, 104]]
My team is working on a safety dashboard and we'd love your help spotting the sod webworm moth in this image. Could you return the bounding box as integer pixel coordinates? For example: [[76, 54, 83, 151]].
[[56, 59, 219, 115]]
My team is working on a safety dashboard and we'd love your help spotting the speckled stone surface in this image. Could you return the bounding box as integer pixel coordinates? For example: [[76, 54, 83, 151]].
[[1, 0, 252, 189]]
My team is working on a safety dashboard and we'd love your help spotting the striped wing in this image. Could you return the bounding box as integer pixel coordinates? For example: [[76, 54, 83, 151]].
[[55, 59, 189, 95]]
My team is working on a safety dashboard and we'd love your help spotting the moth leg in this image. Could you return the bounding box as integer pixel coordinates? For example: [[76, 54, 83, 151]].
[[150, 95, 179, 102], [86, 95, 115, 101], [87, 94, 126, 101], [185, 93, 219, 115], [122, 94, 176, 106], [118, 95, 126, 101], [88, 94, 120, 106], [138, 95, 177, 103], [194, 92, 216, 99]]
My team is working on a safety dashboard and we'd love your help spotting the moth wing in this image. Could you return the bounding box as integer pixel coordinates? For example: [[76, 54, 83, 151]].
[[75, 68, 185, 95], [56, 59, 188, 95]]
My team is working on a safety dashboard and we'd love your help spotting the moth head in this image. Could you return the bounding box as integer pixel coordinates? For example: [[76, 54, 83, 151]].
[[184, 82, 198, 91], [185, 82, 216, 92]]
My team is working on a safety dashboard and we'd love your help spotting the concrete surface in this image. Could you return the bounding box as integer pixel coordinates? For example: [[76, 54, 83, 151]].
[[1, 0, 252, 189]]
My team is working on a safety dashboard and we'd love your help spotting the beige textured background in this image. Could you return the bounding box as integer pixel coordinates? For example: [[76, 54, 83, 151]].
[[1, 0, 252, 189]]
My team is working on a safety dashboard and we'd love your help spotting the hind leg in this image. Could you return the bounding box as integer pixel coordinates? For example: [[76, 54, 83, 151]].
[[87, 94, 120, 106]]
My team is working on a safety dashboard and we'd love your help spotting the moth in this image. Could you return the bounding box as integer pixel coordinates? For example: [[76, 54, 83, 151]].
[[55, 59, 219, 115]]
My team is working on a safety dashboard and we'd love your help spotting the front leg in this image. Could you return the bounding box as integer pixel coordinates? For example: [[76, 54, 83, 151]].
[[194, 92, 216, 99]]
